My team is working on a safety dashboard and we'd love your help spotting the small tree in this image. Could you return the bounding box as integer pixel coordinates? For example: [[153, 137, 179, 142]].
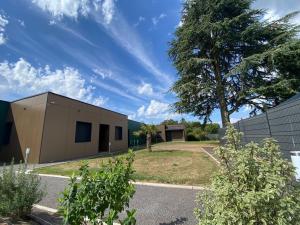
[[59, 150, 136, 225], [140, 124, 158, 152], [195, 125, 300, 225]]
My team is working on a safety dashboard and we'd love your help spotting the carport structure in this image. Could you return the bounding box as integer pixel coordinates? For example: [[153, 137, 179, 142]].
[[156, 124, 186, 142]]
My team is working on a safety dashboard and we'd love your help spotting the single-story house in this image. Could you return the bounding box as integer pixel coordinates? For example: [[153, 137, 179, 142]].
[[0, 92, 128, 164], [156, 124, 186, 142]]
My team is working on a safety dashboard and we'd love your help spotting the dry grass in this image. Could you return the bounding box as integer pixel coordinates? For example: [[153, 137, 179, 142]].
[[36, 142, 219, 186]]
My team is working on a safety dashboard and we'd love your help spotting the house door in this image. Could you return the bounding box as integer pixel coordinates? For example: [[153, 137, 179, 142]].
[[166, 131, 172, 142], [291, 151, 300, 180], [99, 124, 109, 152]]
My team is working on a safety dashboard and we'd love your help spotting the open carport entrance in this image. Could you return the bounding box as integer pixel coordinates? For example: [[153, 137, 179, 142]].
[[99, 124, 109, 152]]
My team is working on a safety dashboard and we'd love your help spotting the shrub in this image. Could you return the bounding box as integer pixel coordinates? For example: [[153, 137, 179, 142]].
[[59, 150, 136, 225], [195, 125, 300, 225], [187, 128, 209, 141], [0, 162, 45, 219], [203, 123, 219, 134]]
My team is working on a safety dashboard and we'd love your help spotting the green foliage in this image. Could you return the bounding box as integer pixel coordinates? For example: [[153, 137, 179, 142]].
[[195, 125, 300, 225], [140, 124, 158, 136], [181, 120, 220, 141], [160, 119, 179, 125], [0, 162, 45, 219], [169, 0, 300, 126], [59, 150, 136, 225], [203, 124, 219, 134], [187, 127, 209, 141]]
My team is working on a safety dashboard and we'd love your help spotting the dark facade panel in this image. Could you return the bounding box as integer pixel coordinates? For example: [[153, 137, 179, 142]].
[[0, 100, 9, 151], [128, 120, 146, 147], [220, 93, 300, 160]]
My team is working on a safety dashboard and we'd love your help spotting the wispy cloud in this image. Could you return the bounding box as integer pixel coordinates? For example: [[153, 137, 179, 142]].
[[134, 16, 145, 27], [152, 13, 166, 26], [0, 13, 9, 45], [93, 10, 174, 88]]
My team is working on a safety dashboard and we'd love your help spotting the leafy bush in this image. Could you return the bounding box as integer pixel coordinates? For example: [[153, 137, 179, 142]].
[[59, 150, 136, 225], [203, 124, 219, 134], [0, 162, 45, 219], [187, 128, 209, 141], [195, 125, 300, 225]]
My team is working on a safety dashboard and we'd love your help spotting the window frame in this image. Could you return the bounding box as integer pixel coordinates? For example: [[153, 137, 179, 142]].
[[115, 126, 123, 141], [75, 121, 92, 143]]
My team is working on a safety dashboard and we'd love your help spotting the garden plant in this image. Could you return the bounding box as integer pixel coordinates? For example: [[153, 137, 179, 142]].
[[0, 162, 45, 220], [195, 125, 300, 225], [59, 150, 136, 225]]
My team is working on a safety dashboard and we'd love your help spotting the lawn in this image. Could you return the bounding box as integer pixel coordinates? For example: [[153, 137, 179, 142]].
[[36, 142, 219, 186]]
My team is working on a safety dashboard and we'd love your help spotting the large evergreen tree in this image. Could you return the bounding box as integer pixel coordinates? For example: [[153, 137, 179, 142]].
[[169, 0, 300, 127]]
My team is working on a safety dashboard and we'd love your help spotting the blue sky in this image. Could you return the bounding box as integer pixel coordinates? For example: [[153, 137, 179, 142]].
[[0, 0, 299, 125]]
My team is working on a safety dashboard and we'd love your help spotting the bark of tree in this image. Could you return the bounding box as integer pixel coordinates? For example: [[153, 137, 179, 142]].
[[214, 59, 230, 127], [146, 133, 152, 152]]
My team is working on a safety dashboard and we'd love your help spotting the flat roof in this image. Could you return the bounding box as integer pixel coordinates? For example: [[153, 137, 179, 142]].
[[9, 91, 127, 117], [165, 124, 185, 131]]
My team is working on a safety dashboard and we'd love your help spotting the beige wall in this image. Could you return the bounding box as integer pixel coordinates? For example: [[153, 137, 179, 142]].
[[156, 125, 166, 142], [0, 94, 47, 163], [39, 93, 128, 163]]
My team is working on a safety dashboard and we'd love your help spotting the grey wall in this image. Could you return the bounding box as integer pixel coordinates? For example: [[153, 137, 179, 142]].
[[220, 95, 300, 160]]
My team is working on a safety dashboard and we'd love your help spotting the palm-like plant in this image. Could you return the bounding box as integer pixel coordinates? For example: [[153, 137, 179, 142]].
[[140, 124, 158, 152]]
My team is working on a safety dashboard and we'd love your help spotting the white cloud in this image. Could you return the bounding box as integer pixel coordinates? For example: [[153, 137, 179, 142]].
[[0, 13, 9, 45], [263, 9, 280, 21], [137, 82, 153, 96], [0, 58, 106, 106], [177, 20, 183, 28], [101, 0, 115, 24], [230, 117, 241, 124], [32, 0, 91, 19], [134, 16, 145, 27], [152, 13, 166, 26], [92, 96, 107, 106], [18, 19, 25, 27], [130, 100, 180, 122], [93, 68, 112, 79], [32, 0, 116, 24]]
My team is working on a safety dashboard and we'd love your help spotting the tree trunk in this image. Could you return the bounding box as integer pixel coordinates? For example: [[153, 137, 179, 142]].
[[146, 133, 152, 152], [213, 59, 230, 127]]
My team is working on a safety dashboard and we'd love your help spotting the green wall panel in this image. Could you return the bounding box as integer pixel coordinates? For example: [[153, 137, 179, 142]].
[[128, 120, 146, 147]]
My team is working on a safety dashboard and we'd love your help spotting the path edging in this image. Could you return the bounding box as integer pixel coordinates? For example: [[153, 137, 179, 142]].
[[38, 173, 209, 190]]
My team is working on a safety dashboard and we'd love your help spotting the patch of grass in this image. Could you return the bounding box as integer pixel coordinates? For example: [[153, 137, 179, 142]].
[[36, 149, 218, 186]]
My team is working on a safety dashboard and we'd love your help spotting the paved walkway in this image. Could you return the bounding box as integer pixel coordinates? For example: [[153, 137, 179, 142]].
[[37, 175, 200, 225]]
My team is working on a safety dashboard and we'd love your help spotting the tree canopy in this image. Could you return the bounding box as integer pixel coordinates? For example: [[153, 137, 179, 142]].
[[169, 0, 300, 126]]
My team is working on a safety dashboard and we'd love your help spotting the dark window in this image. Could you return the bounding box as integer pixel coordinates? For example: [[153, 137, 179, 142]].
[[75, 121, 92, 143], [2, 122, 12, 145], [115, 126, 123, 140]]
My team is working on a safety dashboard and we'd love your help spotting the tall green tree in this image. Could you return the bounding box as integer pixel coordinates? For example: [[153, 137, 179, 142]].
[[169, 0, 300, 127]]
